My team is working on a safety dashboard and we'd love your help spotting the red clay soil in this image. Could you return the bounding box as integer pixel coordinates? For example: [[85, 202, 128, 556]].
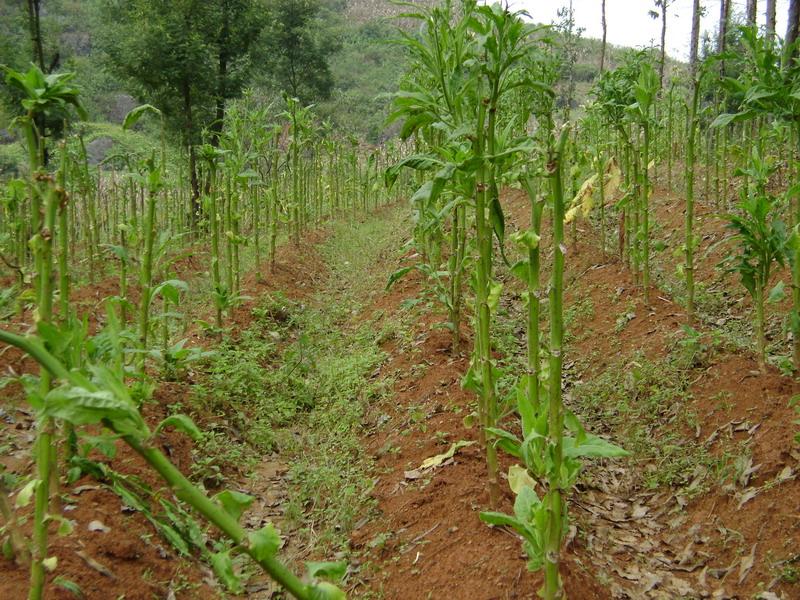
[[0, 230, 331, 599]]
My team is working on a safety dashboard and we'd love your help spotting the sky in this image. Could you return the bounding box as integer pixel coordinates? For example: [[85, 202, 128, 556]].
[[495, 0, 790, 60]]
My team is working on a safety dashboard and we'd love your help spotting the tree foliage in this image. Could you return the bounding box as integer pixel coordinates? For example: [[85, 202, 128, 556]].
[[261, 0, 337, 104]]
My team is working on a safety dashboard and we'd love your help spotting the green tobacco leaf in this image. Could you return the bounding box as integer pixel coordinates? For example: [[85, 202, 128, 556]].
[[485, 427, 521, 458], [155, 414, 202, 441], [510, 229, 540, 250], [563, 434, 629, 459], [384, 154, 441, 188], [248, 523, 281, 562], [510, 260, 530, 282], [386, 266, 415, 290], [711, 111, 753, 128], [309, 582, 346, 600], [44, 385, 148, 439], [155, 520, 190, 556], [479, 511, 529, 539], [214, 490, 255, 523], [768, 281, 786, 303], [53, 576, 83, 598], [210, 550, 243, 593], [489, 196, 505, 245], [123, 104, 161, 130], [487, 280, 503, 313], [306, 561, 347, 581]]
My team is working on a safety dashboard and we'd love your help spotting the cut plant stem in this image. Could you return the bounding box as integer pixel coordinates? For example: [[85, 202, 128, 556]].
[[543, 126, 570, 600]]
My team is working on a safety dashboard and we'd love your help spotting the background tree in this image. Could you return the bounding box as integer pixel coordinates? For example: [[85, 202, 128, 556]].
[[100, 0, 216, 214], [718, 0, 731, 54], [261, 0, 337, 104], [690, 0, 703, 70], [767, 0, 777, 42], [651, 0, 674, 88], [208, 0, 266, 146], [747, 0, 758, 27], [600, 0, 607, 73], [100, 0, 265, 217], [787, 0, 800, 63]]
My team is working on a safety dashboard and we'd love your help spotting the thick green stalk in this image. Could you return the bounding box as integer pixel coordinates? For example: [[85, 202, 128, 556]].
[[543, 127, 570, 600], [448, 202, 463, 353], [232, 179, 240, 294], [521, 177, 544, 427], [253, 184, 261, 275], [31, 184, 59, 600], [667, 83, 674, 191], [597, 151, 606, 257], [57, 142, 70, 321], [473, 96, 500, 507], [642, 123, 651, 305], [209, 166, 223, 328], [631, 147, 640, 281], [291, 109, 300, 246], [756, 284, 766, 369], [269, 151, 279, 271], [138, 173, 158, 371], [685, 79, 700, 325], [224, 174, 234, 296]]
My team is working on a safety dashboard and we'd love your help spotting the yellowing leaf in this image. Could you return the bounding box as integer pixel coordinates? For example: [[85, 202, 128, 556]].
[[487, 281, 503, 313], [508, 465, 536, 495], [581, 194, 595, 218], [418, 440, 475, 471], [567, 173, 598, 222], [43, 556, 58, 572], [15, 479, 38, 509], [564, 205, 580, 224], [603, 159, 622, 203]]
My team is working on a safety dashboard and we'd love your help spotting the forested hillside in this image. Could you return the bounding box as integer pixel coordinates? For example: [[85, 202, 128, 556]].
[[1, 0, 666, 168]]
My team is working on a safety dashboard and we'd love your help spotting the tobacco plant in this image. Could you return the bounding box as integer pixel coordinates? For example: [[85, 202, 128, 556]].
[[721, 149, 788, 369], [712, 27, 800, 369]]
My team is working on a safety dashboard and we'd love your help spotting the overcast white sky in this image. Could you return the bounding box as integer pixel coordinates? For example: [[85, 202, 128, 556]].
[[494, 1, 790, 60]]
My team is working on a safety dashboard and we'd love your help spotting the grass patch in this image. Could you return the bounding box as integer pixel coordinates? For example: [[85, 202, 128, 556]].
[[571, 348, 731, 493]]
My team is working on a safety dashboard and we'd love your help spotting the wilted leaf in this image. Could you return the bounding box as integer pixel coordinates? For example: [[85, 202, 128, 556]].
[[737, 544, 756, 585], [507, 465, 536, 495], [417, 440, 475, 471]]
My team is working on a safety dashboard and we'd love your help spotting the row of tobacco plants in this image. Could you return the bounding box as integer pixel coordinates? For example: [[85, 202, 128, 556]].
[[385, 0, 800, 598], [0, 63, 408, 598], [385, 2, 628, 598], [589, 25, 800, 373]]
